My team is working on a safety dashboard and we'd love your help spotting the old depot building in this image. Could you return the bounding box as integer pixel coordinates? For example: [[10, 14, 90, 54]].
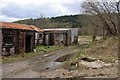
[[0, 22, 43, 56], [42, 28, 78, 46], [0, 22, 78, 56]]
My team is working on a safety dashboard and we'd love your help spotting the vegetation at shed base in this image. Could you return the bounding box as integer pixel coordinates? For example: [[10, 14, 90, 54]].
[[2, 45, 65, 64], [36, 45, 64, 53]]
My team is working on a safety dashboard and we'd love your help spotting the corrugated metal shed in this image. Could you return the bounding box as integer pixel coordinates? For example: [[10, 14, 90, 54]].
[[0, 22, 44, 32], [42, 28, 78, 46], [0, 22, 43, 56]]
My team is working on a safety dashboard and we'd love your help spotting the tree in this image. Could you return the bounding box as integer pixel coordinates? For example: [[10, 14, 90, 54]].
[[81, 1, 119, 39]]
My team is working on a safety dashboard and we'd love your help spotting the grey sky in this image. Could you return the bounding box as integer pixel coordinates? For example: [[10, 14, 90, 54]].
[[0, 0, 83, 22]]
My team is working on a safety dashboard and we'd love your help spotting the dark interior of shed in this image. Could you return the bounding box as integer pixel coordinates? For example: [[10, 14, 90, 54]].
[[25, 35, 31, 52]]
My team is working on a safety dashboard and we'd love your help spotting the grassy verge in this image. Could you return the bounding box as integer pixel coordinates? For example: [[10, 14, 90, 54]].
[[64, 50, 86, 70], [36, 45, 64, 52], [2, 52, 41, 64], [2, 45, 65, 64], [64, 42, 94, 70], [66, 36, 118, 70], [63, 36, 118, 71], [78, 36, 92, 40], [63, 37, 102, 70], [86, 37, 118, 63]]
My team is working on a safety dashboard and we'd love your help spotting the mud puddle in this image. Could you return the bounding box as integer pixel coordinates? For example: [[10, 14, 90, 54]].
[[46, 54, 75, 70]]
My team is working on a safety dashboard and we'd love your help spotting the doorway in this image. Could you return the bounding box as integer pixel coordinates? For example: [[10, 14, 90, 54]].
[[49, 33, 54, 45], [25, 35, 31, 52], [63, 33, 68, 46]]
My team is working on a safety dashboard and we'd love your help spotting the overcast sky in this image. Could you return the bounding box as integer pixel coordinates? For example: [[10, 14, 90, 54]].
[[0, 0, 84, 22]]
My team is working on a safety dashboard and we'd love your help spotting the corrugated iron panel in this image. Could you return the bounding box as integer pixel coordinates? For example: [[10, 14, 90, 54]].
[[0, 22, 44, 32], [30, 25, 44, 32]]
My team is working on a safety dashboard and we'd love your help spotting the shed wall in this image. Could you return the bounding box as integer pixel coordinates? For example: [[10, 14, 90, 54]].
[[2, 29, 35, 56], [70, 28, 78, 44], [0, 30, 2, 55]]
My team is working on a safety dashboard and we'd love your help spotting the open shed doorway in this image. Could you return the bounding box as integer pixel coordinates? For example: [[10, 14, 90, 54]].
[[63, 33, 68, 46], [25, 35, 31, 52], [49, 33, 54, 45]]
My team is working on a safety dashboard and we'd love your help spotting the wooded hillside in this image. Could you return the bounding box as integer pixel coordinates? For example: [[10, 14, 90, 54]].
[[13, 14, 97, 35], [14, 13, 118, 37]]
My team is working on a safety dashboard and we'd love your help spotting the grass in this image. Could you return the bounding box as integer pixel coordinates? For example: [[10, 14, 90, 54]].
[[64, 36, 118, 70], [85, 36, 118, 63], [63, 37, 102, 70], [64, 50, 86, 70], [70, 50, 86, 63], [78, 36, 92, 40], [2, 45, 65, 64], [2, 52, 42, 64], [36, 45, 64, 52], [99, 56, 118, 63], [64, 43, 90, 70]]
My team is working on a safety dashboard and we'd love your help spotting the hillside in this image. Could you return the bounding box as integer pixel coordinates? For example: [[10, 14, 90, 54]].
[[14, 15, 83, 28], [15, 14, 116, 36], [14, 14, 93, 35]]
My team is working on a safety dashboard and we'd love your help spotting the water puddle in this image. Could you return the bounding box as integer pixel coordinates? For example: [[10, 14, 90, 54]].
[[46, 62, 64, 69], [32, 61, 64, 72], [45, 54, 75, 71], [55, 54, 75, 62]]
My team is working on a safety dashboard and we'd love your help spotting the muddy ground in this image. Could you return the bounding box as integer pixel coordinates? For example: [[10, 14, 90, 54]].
[[1, 36, 119, 78], [2, 46, 79, 78]]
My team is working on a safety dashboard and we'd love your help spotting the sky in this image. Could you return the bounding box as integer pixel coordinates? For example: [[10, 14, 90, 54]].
[[0, 0, 84, 22]]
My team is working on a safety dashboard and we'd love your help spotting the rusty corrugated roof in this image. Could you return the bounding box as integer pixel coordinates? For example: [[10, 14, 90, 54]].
[[30, 25, 44, 32], [0, 22, 43, 32]]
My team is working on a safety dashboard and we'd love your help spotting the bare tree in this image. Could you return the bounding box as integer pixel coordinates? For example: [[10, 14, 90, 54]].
[[81, 1, 119, 39]]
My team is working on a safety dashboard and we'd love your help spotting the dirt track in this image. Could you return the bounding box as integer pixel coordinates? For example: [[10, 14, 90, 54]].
[[2, 46, 79, 78]]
